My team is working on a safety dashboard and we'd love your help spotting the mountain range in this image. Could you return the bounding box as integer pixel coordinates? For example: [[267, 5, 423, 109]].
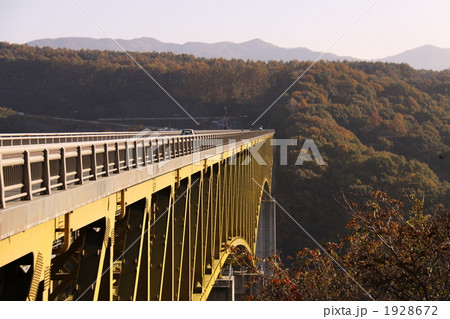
[[27, 37, 450, 71]]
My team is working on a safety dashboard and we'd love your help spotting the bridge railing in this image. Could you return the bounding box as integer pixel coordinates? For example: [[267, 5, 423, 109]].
[[0, 131, 272, 208], [0, 130, 243, 146]]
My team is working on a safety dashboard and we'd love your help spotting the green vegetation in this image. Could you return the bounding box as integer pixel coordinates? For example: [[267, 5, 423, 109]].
[[0, 42, 448, 256]]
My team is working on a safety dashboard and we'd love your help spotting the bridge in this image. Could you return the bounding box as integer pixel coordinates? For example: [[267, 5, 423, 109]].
[[0, 130, 274, 301]]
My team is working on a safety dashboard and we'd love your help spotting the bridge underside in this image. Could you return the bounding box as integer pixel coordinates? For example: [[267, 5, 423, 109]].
[[0, 134, 273, 301]]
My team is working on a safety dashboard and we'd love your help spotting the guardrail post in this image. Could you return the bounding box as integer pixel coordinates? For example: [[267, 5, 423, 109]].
[[133, 140, 138, 167], [23, 150, 33, 200], [148, 140, 153, 164], [142, 140, 147, 166], [194, 136, 198, 152], [155, 139, 160, 162], [179, 137, 183, 155], [166, 138, 170, 160], [104, 143, 110, 176], [189, 137, 192, 154], [162, 139, 167, 161], [60, 147, 67, 190], [91, 144, 97, 180], [125, 141, 130, 169], [0, 154, 5, 208], [115, 142, 121, 173], [77, 146, 83, 185], [43, 149, 51, 195], [181, 137, 185, 155], [172, 138, 177, 158]]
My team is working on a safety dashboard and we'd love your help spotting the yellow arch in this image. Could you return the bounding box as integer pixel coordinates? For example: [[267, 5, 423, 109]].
[[193, 176, 272, 301], [192, 236, 251, 301], [260, 178, 271, 199]]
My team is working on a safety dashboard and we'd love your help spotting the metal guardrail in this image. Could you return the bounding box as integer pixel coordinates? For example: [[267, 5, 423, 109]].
[[0, 130, 272, 208], [0, 130, 242, 146]]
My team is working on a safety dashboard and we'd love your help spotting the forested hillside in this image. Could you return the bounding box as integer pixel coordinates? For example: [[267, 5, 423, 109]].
[[0, 42, 448, 255]]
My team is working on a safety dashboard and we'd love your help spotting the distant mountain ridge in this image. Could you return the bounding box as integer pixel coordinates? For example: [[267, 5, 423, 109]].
[[378, 45, 450, 71], [27, 37, 450, 70], [27, 37, 351, 62]]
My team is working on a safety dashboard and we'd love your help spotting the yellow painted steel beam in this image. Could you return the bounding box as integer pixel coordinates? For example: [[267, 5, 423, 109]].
[[0, 134, 273, 301]]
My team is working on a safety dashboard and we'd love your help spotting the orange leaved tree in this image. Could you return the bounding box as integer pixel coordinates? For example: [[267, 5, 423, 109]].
[[249, 192, 449, 301]]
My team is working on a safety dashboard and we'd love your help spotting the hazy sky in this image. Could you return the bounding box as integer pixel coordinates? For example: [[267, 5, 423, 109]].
[[1, 0, 449, 59]]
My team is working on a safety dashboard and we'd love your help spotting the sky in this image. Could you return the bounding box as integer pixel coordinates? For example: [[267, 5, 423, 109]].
[[0, 0, 449, 59]]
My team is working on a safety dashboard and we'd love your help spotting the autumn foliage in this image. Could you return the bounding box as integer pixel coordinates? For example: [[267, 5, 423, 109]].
[[249, 192, 449, 301], [0, 42, 448, 263]]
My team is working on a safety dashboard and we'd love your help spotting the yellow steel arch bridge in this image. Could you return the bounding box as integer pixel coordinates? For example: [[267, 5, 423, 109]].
[[0, 130, 274, 301]]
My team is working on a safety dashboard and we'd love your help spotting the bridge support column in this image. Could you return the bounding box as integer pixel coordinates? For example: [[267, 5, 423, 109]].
[[207, 277, 235, 301], [256, 199, 276, 274]]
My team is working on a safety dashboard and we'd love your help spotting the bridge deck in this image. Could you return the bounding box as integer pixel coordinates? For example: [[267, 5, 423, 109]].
[[0, 130, 272, 240]]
